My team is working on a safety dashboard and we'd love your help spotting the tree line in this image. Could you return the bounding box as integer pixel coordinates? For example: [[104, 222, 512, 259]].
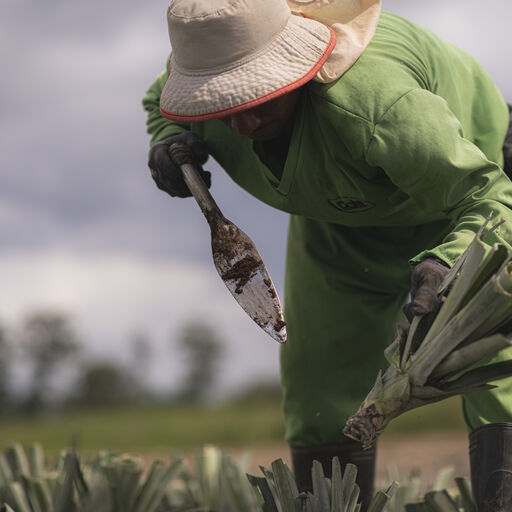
[[0, 311, 227, 416]]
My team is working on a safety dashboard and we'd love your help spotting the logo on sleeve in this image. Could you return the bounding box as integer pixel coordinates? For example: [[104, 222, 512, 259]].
[[329, 197, 376, 213]]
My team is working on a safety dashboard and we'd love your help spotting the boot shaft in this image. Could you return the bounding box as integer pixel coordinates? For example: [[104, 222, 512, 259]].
[[469, 423, 512, 511]]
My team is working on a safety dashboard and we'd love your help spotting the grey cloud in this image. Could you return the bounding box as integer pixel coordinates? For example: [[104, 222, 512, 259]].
[[0, 0, 510, 283]]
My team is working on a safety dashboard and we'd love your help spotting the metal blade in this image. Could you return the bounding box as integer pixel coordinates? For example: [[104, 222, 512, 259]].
[[211, 220, 287, 343], [174, 157, 286, 343]]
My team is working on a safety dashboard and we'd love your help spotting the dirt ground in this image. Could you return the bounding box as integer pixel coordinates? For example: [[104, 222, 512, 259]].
[[236, 431, 469, 487]]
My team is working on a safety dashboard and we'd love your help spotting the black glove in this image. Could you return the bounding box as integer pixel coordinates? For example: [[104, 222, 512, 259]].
[[148, 132, 210, 198], [403, 258, 450, 322]]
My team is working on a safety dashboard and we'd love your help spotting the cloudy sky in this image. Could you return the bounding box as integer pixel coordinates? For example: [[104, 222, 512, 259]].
[[1, 0, 511, 397]]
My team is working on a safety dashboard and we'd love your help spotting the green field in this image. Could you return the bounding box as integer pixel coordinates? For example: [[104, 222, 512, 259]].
[[0, 396, 467, 455]]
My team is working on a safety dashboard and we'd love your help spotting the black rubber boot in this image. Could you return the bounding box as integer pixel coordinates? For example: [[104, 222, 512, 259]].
[[469, 423, 512, 511], [291, 440, 376, 512]]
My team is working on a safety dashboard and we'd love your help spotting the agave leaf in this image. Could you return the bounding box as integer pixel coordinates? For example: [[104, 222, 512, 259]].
[[219, 454, 260, 512], [404, 503, 428, 512], [423, 236, 488, 345], [174, 508, 212, 512], [21, 476, 41, 512], [132, 460, 168, 512], [424, 490, 459, 511], [330, 457, 343, 512], [456, 244, 510, 313], [384, 323, 409, 369], [366, 371, 384, 402], [409, 383, 453, 400], [366, 482, 397, 512], [197, 446, 222, 507], [30, 478, 52, 512], [311, 461, 330, 512], [439, 360, 512, 393], [346, 484, 360, 512], [340, 463, 358, 511], [385, 476, 421, 512], [429, 334, 512, 381], [5, 445, 30, 480], [70, 451, 88, 503], [295, 493, 313, 512], [377, 371, 410, 405], [114, 456, 143, 511], [406, 312, 439, 367], [0, 453, 14, 486], [436, 212, 497, 296], [271, 459, 299, 512], [407, 265, 512, 386], [401, 317, 422, 368], [53, 452, 80, 512], [462, 285, 512, 345], [247, 474, 279, 512], [4, 482, 31, 512], [432, 467, 454, 492], [259, 465, 282, 511], [454, 478, 476, 512], [1, 505, 16, 512], [43, 473, 58, 499], [143, 460, 181, 512], [28, 445, 45, 479]]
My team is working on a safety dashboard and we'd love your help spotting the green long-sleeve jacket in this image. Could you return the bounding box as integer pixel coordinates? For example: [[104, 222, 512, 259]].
[[143, 11, 512, 266]]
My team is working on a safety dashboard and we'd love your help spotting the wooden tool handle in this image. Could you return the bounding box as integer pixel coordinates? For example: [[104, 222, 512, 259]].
[[169, 142, 224, 225]]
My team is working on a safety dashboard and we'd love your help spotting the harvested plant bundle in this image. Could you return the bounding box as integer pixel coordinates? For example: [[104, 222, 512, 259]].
[[344, 216, 512, 448]]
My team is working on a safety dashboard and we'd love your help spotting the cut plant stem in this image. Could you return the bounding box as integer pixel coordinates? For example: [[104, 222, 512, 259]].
[[344, 217, 512, 448]]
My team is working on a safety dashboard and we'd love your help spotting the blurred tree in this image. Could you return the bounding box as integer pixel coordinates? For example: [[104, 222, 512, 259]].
[[176, 321, 224, 404], [129, 330, 152, 384], [73, 361, 143, 408], [0, 322, 12, 414], [19, 311, 79, 414], [233, 380, 282, 404]]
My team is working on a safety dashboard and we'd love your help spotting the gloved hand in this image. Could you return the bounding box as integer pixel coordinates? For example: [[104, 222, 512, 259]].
[[403, 258, 450, 322], [148, 132, 210, 197]]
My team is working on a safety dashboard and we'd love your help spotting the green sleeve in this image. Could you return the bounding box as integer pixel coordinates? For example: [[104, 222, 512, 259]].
[[142, 66, 190, 148], [365, 88, 512, 266]]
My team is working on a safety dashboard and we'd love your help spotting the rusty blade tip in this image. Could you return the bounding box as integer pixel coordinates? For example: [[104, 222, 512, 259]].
[[267, 325, 287, 343]]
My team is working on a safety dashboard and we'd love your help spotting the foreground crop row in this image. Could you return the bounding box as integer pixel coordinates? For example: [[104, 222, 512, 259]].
[[0, 443, 475, 512]]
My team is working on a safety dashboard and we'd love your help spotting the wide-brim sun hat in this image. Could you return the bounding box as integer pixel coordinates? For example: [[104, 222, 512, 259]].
[[287, 0, 381, 84], [159, 0, 337, 122]]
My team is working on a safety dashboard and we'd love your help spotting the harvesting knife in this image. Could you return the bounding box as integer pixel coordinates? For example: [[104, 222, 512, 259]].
[[169, 143, 287, 343]]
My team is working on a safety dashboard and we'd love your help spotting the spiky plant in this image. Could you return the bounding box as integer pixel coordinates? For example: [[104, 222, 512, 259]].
[[0, 443, 182, 512], [403, 478, 476, 512], [173, 446, 397, 512], [165, 445, 262, 511], [345, 216, 512, 448], [0, 443, 477, 512], [248, 457, 397, 512]]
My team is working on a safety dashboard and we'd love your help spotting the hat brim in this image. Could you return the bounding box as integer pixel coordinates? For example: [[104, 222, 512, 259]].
[[159, 14, 336, 122]]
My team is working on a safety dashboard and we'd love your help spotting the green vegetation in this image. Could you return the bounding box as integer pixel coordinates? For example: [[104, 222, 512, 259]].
[[0, 396, 465, 456], [0, 402, 285, 454]]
